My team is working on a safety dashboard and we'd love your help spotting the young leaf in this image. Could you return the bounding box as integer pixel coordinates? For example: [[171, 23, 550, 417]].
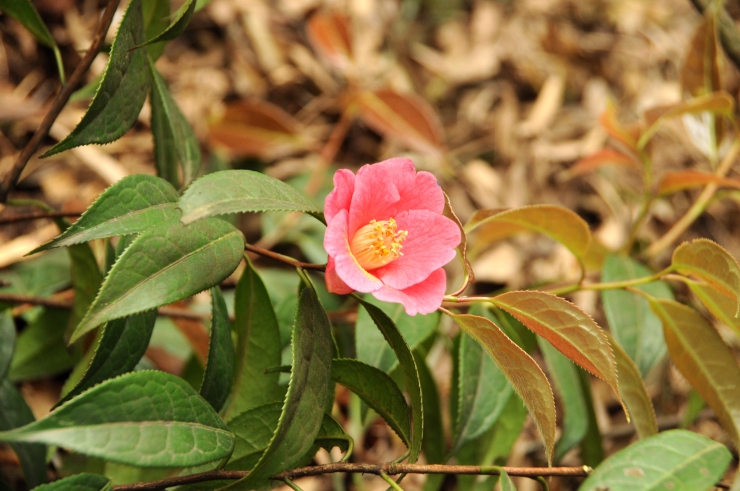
[[331, 358, 411, 446], [649, 298, 740, 446], [657, 170, 740, 196], [199, 286, 234, 412], [599, 100, 640, 151], [465, 205, 592, 259], [450, 313, 556, 465], [29, 473, 110, 491], [42, 0, 151, 157], [9, 309, 77, 381], [57, 311, 157, 406], [0, 311, 14, 381], [580, 430, 731, 491], [305, 10, 353, 72], [452, 331, 513, 456], [360, 300, 424, 463], [0, 371, 234, 467], [149, 61, 202, 187], [491, 290, 624, 414], [567, 148, 641, 177], [71, 217, 244, 342], [223, 260, 282, 420], [601, 255, 672, 376], [139, 0, 195, 47], [672, 239, 740, 315], [32, 175, 179, 253], [226, 282, 333, 489], [178, 170, 322, 225], [0, 380, 47, 489]]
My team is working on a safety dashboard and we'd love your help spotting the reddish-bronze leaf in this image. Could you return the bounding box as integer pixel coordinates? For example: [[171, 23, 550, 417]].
[[465, 205, 592, 258], [491, 291, 625, 414], [681, 17, 721, 98], [208, 99, 315, 159], [689, 282, 740, 337], [568, 148, 641, 177], [450, 312, 556, 464], [657, 170, 740, 196], [672, 239, 740, 315], [353, 89, 445, 157], [599, 101, 640, 151], [649, 298, 740, 446], [305, 10, 353, 72]]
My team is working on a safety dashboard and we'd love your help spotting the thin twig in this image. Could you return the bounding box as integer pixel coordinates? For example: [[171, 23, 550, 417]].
[[112, 464, 592, 491], [0, 210, 83, 225], [0, 0, 122, 203], [245, 243, 326, 271]]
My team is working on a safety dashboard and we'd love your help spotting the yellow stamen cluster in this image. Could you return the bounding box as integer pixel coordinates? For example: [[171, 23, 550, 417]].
[[350, 218, 408, 270]]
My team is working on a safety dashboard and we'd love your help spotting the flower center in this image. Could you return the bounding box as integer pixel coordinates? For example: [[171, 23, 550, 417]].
[[350, 218, 408, 270]]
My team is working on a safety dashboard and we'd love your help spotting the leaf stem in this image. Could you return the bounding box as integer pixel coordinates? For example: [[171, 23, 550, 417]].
[[380, 472, 406, 491], [282, 478, 306, 491], [244, 243, 326, 271]]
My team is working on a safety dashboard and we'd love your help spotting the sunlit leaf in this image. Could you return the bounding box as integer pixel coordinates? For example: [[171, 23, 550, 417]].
[[672, 238, 740, 315], [42, 0, 150, 157], [450, 313, 556, 465], [0, 371, 234, 467], [688, 282, 740, 336], [465, 205, 592, 259], [657, 170, 740, 196], [72, 218, 244, 342], [649, 298, 740, 445], [568, 148, 641, 177], [580, 429, 731, 491], [0, 379, 46, 488], [139, 0, 195, 47], [199, 287, 234, 412], [306, 10, 353, 71]]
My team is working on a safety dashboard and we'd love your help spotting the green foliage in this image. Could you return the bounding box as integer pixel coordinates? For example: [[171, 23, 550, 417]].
[[29, 474, 111, 491], [140, 0, 196, 47], [199, 286, 234, 412], [9, 308, 77, 381], [0, 311, 14, 380]]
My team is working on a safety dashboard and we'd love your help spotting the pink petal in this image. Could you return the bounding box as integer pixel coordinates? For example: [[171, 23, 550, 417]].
[[373, 209, 460, 290], [372, 268, 447, 315], [324, 169, 355, 224], [325, 258, 354, 294], [324, 209, 384, 293]]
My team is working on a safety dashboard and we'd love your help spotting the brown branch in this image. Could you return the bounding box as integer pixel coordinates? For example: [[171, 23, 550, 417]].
[[0, 0, 122, 203], [0, 210, 83, 225], [245, 243, 326, 271], [113, 464, 591, 491]]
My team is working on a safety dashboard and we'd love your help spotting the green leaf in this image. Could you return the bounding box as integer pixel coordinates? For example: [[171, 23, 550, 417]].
[[331, 358, 410, 446], [57, 311, 158, 406], [42, 0, 150, 157], [314, 413, 352, 456], [0, 371, 234, 467], [415, 349, 444, 470], [356, 294, 439, 373], [689, 282, 740, 337], [32, 175, 180, 252], [580, 429, 731, 491], [71, 217, 244, 342], [0, 310, 15, 380], [149, 61, 202, 187], [223, 260, 282, 420], [601, 255, 673, 376], [0, 379, 47, 488], [359, 300, 424, 463], [199, 286, 234, 412], [0, 0, 64, 83], [452, 331, 513, 456], [9, 309, 77, 381], [142, 0, 169, 60], [498, 469, 517, 491], [227, 281, 333, 489], [139, 0, 196, 46], [450, 313, 556, 465], [649, 298, 740, 446], [30, 473, 111, 491], [178, 170, 322, 225], [0, 249, 70, 299], [67, 241, 104, 338]]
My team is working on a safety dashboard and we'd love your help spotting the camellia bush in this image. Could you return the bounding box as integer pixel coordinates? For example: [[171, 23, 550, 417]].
[[2, 0, 740, 490]]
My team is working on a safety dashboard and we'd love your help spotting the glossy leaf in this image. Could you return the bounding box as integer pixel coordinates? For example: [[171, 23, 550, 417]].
[[57, 311, 157, 406], [359, 300, 424, 462], [601, 255, 672, 376], [223, 260, 282, 420], [451, 313, 556, 465], [0, 371, 234, 467], [689, 282, 740, 335], [72, 217, 244, 342], [491, 290, 623, 413], [149, 62, 202, 187], [227, 282, 333, 488], [9, 309, 77, 381], [649, 298, 740, 446], [199, 287, 234, 412], [139, 0, 195, 46], [42, 0, 150, 157], [580, 429, 731, 491], [331, 358, 410, 446], [0, 310, 14, 381], [31, 474, 111, 491], [32, 175, 179, 253], [568, 148, 641, 177], [0, 379, 47, 489], [453, 331, 513, 455], [606, 332, 658, 439], [178, 170, 322, 225], [672, 239, 740, 315], [466, 205, 592, 258], [657, 170, 740, 196]]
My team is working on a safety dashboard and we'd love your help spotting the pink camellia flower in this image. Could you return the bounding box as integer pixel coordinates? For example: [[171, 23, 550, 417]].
[[323, 158, 461, 315]]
